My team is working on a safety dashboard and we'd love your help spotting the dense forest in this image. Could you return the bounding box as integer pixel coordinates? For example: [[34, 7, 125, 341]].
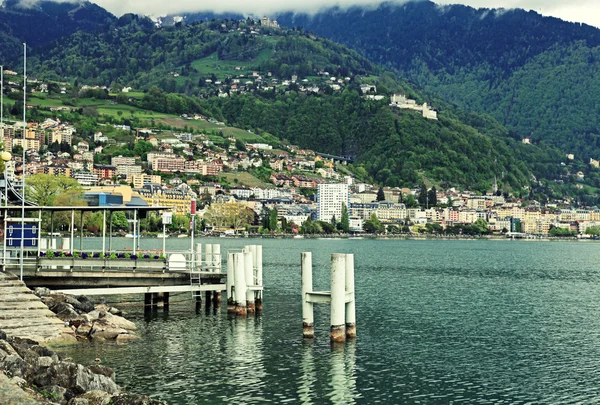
[[0, 0, 114, 61], [0, 10, 577, 195], [275, 1, 600, 159]]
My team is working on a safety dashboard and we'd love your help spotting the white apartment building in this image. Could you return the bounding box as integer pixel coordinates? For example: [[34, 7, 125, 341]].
[[112, 156, 136, 166], [318, 183, 349, 222]]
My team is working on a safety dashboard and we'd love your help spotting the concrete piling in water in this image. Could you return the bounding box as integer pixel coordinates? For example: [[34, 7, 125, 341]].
[[213, 244, 221, 272], [227, 252, 235, 313], [255, 245, 263, 312], [345, 254, 356, 339], [301, 252, 314, 338], [244, 249, 255, 313], [233, 252, 247, 316], [205, 244, 213, 271], [330, 254, 347, 343], [301, 253, 356, 343]]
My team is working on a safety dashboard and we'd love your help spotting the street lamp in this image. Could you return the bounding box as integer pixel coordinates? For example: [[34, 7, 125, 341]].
[[2, 150, 11, 272]]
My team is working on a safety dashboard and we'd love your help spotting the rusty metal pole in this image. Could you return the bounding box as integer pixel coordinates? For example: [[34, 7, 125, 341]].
[[244, 249, 255, 313], [330, 254, 346, 343], [233, 252, 247, 316], [345, 254, 356, 339], [301, 252, 314, 338], [227, 252, 235, 313]]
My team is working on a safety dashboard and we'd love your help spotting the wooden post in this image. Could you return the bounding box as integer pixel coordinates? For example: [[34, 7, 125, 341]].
[[330, 254, 346, 343], [195, 294, 202, 311], [151, 293, 159, 311], [227, 252, 235, 313], [144, 293, 152, 313], [205, 290, 213, 307], [244, 249, 255, 313], [163, 292, 170, 312], [233, 252, 247, 316], [301, 252, 314, 338], [345, 254, 356, 338]]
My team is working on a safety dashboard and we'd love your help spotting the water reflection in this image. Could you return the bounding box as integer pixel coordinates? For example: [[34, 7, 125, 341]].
[[222, 316, 266, 403], [298, 340, 358, 405]]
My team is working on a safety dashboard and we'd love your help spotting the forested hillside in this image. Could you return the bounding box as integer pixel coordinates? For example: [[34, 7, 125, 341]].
[[275, 1, 600, 159], [0, 0, 115, 61], [1, 14, 568, 193]]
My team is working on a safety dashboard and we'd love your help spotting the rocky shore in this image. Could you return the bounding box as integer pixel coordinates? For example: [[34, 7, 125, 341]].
[[0, 279, 166, 404]]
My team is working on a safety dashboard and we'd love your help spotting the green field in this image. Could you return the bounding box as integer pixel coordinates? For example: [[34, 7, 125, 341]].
[[190, 47, 274, 80], [220, 172, 274, 188]]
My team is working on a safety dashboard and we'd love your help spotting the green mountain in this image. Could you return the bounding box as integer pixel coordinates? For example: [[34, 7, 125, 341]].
[[275, 1, 600, 160], [0, 0, 115, 62], [9, 16, 568, 194]]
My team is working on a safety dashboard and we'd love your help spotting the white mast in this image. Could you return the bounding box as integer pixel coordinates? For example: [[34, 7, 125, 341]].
[[19, 43, 26, 281]]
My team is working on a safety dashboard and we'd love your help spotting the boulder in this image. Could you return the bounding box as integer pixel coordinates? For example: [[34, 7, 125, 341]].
[[0, 329, 6, 340], [115, 334, 137, 343], [1, 354, 30, 377], [34, 287, 52, 297], [108, 307, 122, 316], [67, 399, 90, 405], [54, 302, 80, 320], [75, 296, 95, 313], [77, 390, 113, 405], [88, 365, 115, 380], [94, 313, 136, 331]]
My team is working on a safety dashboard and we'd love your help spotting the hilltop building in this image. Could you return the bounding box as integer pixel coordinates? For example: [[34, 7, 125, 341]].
[[390, 94, 438, 120]]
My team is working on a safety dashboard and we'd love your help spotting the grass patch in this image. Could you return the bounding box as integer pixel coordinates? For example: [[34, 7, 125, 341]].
[[220, 172, 274, 188]]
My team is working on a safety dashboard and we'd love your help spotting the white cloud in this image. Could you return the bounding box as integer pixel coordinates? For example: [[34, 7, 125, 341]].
[[432, 0, 600, 28], [15, 0, 600, 28]]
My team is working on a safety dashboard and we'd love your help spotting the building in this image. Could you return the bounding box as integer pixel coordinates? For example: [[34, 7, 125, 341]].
[[116, 165, 143, 176], [317, 183, 349, 222], [72, 171, 98, 186], [93, 164, 117, 180], [136, 185, 193, 216], [112, 156, 136, 166], [126, 174, 162, 189]]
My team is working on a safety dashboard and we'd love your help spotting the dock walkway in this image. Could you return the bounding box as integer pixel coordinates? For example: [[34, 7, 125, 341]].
[[0, 272, 75, 344]]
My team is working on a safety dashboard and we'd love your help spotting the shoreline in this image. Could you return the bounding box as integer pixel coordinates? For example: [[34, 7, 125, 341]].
[[0, 275, 166, 404]]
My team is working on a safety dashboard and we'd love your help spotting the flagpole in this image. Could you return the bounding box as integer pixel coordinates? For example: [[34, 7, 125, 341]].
[[19, 43, 26, 281]]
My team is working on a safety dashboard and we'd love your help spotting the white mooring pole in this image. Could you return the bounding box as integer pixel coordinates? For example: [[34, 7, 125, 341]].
[[330, 254, 347, 343], [301, 252, 314, 338], [345, 254, 356, 338], [255, 244, 263, 311], [302, 253, 356, 342], [227, 251, 235, 313], [244, 249, 255, 313], [233, 252, 247, 316]]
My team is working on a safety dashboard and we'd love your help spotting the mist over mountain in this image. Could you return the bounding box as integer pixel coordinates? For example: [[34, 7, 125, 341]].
[[275, 1, 600, 159]]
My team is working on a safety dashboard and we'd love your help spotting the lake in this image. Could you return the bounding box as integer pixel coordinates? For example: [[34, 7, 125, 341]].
[[53, 237, 600, 404]]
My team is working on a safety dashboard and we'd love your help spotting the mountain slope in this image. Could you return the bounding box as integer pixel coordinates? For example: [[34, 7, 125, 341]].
[[0, 0, 115, 61], [21, 16, 567, 192], [275, 1, 600, 158]]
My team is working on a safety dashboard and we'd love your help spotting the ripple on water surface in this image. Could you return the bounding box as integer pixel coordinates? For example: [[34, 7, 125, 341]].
[[52, 238, 600, 403]]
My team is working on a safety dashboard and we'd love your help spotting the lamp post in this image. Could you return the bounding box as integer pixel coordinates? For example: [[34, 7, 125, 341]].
[[2, 151, 12, 272]]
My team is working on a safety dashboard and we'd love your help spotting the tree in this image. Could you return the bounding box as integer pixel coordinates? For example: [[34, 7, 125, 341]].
[[340, 203, 350, 232], [427, 186, 437, 207], [111, 211, 129, 231], [376, 187, 385, 201], [363, 213, 384, 233], [269, 208, 278, 231], [418, 183, 428, 207], [25, 174, 82, 206], [404, 194, 418, 208]]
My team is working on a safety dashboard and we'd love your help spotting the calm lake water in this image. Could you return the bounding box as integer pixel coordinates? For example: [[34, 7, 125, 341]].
[[53, 237, 600, 404]]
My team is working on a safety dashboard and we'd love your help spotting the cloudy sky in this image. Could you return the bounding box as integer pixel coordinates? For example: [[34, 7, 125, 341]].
[[84, 0, 600, 28]]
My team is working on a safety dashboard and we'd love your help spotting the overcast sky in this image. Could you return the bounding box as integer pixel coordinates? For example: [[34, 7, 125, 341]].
[[81, 0, 599, 28]]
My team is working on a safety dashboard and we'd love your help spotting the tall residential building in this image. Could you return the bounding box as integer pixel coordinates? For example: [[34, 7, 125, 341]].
[[318, 183, 349, 222]]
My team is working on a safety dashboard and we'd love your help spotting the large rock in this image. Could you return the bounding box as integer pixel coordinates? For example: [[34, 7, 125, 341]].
[[93, 312, 136, 331], [54, 302, 81, 320], [77, 390, 113, 405]]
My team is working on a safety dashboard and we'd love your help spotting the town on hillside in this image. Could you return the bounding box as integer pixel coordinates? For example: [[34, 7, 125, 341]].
[[0, 114, 597, 238]]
